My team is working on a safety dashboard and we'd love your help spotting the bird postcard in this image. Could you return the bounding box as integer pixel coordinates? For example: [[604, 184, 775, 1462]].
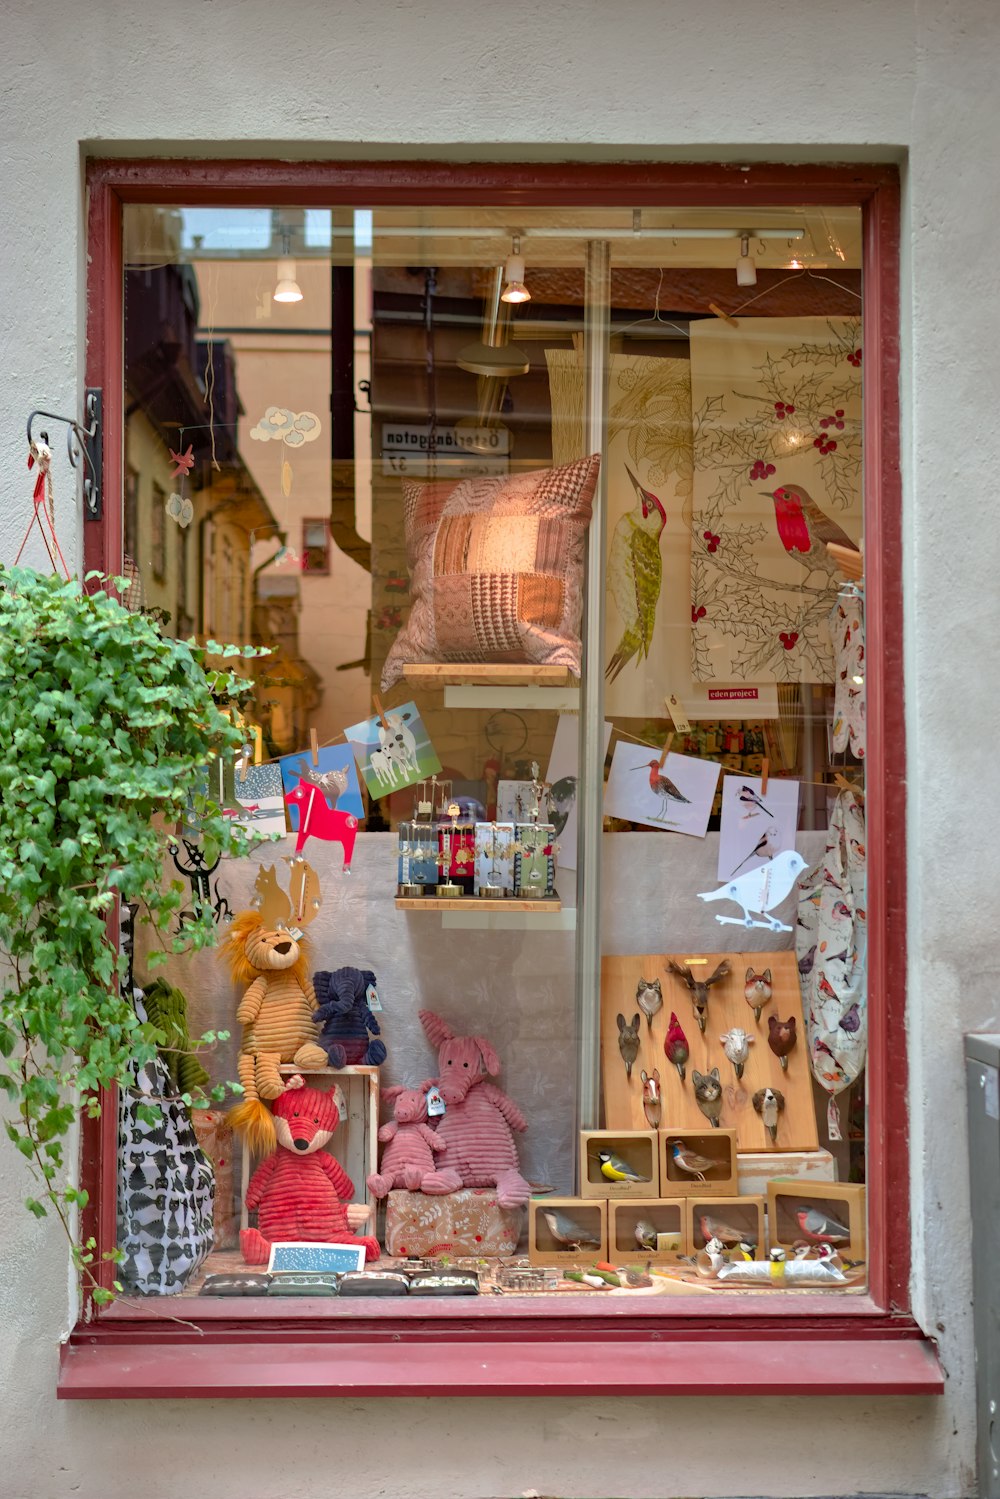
[[343, 700, 442, 800], [604, 741, 721, 837], [278, 744, 365, 828], [716, 773, 800, 882], [544, 713, 613, 869]]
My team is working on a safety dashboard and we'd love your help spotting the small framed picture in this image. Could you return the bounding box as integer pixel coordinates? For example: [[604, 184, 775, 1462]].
[[266, 1241, 367, 1275]]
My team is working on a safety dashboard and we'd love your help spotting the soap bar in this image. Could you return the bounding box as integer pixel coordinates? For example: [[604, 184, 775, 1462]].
[[267, 1272, 340, 1297], [199, 1273, 271, 1296], [408, 1272, 480, 1296], [338, 1270, 410, 1297]]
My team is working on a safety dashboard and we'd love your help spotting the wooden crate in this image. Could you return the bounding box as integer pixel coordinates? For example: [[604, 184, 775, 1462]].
[[239, 1065, 379, 1231], [529, 1196, 607, 1267], [601, 951, 817, 1151], [579, 1129, 659, 1199], [658, 1128, 738, 1197], [686, 1194, 767, 1259], [767, 1180, 866, 1262], [609, 1198, 687, 1263]]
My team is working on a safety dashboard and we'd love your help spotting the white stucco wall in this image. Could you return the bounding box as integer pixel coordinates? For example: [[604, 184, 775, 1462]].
[[2, 1, 997, 1495]]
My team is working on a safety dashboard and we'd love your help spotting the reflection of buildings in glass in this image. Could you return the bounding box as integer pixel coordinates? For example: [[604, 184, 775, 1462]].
[[124, 246, 319, 757]]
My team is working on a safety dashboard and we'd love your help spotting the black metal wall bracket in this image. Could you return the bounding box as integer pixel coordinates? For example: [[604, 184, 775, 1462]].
[[26, 388, 102, 520]]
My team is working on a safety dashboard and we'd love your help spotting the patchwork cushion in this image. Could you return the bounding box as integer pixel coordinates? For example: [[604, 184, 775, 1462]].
[[381, 454, 600, 689]]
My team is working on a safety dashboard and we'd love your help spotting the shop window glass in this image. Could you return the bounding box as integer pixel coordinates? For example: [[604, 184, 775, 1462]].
[[120, 202, 867, 1305]]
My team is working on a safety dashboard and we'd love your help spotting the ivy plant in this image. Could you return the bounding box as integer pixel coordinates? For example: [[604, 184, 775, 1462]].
[[0, 565, 262, 1303]]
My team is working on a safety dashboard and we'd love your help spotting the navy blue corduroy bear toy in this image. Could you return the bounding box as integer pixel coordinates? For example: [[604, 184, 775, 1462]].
[[312, 966, 387, 1068]]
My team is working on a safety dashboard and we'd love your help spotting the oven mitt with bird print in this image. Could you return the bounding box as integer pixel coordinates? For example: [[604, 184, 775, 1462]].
[[830, 588, 866, 759], [795, 788, 867, 1140]]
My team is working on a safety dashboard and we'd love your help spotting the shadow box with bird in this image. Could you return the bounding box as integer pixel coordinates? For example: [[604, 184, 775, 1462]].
[[528, 1196, 607, 1268], [578, 1129, 660, 1200], [609, 1198, 688, 1264]]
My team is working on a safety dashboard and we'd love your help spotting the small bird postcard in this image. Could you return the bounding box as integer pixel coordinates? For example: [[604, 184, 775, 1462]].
[[278, 744, 365, 828], [544, 713, 613, 870], [604, 741, 721, 837], [343, 700, 442, 801], [266, 1241, 366, 1274], [716, 774, 800, 881]]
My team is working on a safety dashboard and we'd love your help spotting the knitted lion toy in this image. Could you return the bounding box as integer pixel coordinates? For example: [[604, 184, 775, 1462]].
[[224, 909, 328, 1153]]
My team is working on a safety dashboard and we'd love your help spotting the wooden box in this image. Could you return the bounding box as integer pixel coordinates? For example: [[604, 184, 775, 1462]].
[[609, 1198, 687, 1263], [579, 1129, 659, 1199], [529, 1196, 607, 1267], [239, 1065, 379, 1230], [767, 1180, 866, 1262], [384, 1188, 523, 1257], [686, 1194, 767, 1259], [658, 1127, 738, 1198]]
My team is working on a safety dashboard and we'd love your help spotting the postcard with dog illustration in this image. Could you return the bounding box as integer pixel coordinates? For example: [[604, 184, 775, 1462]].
[[278, 744, 365, 829], [343, 700, 442, 799]]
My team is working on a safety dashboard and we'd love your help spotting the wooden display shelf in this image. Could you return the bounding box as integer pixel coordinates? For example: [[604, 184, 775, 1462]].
[[402, 663, 575, 688], [395, 895, 562, 912]]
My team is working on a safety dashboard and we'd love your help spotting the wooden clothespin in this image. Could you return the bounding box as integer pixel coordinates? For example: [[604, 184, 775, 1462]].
[[238, 747, 249, 782], [658, 731, 675, 769], [760, 757, 769, 796], [372, 694, 389, 730], [833, 771, 864, 800], [310, 728, 320, 768], [708, 301, 739, 328]]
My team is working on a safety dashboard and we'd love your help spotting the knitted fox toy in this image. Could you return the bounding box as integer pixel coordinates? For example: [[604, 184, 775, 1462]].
[[240, 1080, 380, 1264], [224, 909, 328, 1153]]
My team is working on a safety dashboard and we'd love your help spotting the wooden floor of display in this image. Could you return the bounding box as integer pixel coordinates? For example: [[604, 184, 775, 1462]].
[[177, 1244, 867, 1298]]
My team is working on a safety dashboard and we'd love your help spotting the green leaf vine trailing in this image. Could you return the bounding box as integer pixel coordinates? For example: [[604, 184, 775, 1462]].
[[0, 565, 264, 1304]]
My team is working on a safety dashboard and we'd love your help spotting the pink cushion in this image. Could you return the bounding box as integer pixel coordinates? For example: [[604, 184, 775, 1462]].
[[380, 454, 600, 689]]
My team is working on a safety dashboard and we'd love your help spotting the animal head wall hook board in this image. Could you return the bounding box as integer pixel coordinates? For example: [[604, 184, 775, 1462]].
[[635, 976, 663, 1031], [744, 967, 773, 1023], [664, 1011, 689, 1082], [640, 1068, 662, 1128], [720, 1026, 754, 1080], [617, 1012, 641, 1080], [767, 1013, 797, 1070], [752, 1085, 785, 1144], [666, 958, 730, 1033], [692, 1066, 724, 1127]]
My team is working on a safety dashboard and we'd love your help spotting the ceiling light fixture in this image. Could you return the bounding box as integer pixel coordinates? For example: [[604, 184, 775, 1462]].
[[273, 228, 303, 304], [500, 236, 530, 304], [736, 233, 757, 288]]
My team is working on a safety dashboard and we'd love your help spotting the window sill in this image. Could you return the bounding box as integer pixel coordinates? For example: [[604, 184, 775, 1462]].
[[58, 1323, 942, 1399]]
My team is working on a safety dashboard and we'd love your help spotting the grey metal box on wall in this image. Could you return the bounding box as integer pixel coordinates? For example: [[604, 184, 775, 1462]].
[[966, 1033, 1000, 1499]]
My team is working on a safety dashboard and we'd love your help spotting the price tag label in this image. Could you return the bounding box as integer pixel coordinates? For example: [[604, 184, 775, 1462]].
[[366, 982, 382, 1013], [664, 693, 692, 733], [426, 1086, 446, 1118]]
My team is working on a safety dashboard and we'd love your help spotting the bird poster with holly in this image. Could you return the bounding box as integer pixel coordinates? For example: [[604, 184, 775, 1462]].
[[689, 317, 862, 684]]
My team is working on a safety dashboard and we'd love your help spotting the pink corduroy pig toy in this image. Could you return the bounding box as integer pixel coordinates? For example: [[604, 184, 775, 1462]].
[[417, 1009, 531, 1208], [366, 1085, 461, 1199]]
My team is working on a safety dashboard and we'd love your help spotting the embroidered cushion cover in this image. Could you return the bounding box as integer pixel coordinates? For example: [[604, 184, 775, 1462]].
[[380, 454, 600, 689]]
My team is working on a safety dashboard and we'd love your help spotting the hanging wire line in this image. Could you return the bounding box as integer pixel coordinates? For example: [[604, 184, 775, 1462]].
[[617, 267, 689, 339], [729, 267, 863, 319]]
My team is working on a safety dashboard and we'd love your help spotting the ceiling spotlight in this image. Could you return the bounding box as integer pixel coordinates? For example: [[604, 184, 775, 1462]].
[[273, 229, 303, 304], [501, 236, 530, 304], [736, 233, 757, 288]]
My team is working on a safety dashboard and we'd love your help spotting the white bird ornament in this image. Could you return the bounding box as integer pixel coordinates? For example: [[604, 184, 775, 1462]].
[[696, 849, 808, 932]]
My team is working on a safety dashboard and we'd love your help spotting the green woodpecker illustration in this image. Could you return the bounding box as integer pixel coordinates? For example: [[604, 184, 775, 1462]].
[[606, 466, 667, 682]]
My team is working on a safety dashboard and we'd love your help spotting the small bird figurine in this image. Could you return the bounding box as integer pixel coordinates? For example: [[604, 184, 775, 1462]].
[[542, 1209, 602, 1250], [616, 1012, 641, 1080], [666, 958, 730, 1034], [730, 824, 780, 877], [595, 1150, 649, 1183], [697, 851, 808, 932], [632, 759, 691, 822], [669, 1139, 718, 1181], [691, 1066, 724, 1128], [752, 1085, 785, 1144], [634, 1218, 658, 1252], [720, 1026, 754, 1080], [765, 484, 855, 580], [767, 1013, 797, 1070], [699, 1213, 757, 1249], [606, 466, 667, 682], [664, 1011, 689, 1081], [695, 1236, 727, 1277], [737, 783, 773, 819], [640, 1068, 662, 1129], [744, 966, 773, 1023], [794, 1204, 851, 1245], [635, 976, 663, 1031]]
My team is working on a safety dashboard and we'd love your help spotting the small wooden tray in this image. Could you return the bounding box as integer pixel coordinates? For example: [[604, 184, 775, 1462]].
[[403, 663, 575, 688]]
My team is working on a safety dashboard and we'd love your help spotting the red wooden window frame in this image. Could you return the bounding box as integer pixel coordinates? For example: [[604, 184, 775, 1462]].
[[62, 157, 938, 1399]]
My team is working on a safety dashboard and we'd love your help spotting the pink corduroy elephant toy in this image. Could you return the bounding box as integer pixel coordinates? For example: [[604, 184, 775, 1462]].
[[417, 1009, 531, 1209], [366, 1085, 462, 1199]]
